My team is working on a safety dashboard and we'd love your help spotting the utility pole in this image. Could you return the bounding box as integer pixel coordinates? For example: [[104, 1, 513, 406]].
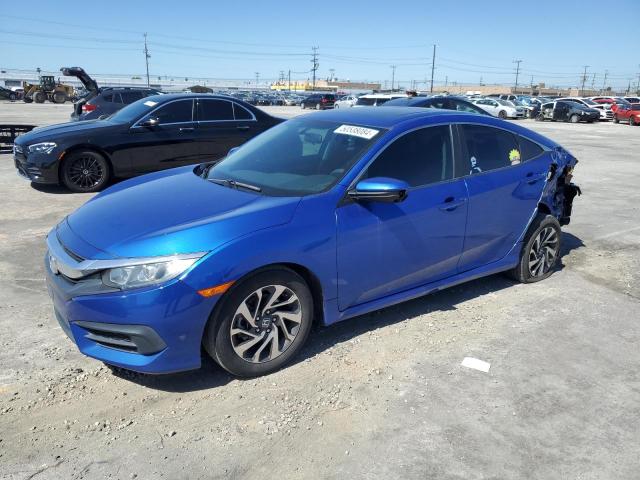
[[143, 33, 151, 87], [390, 65, 396, 90], [580, 66, 589, 96], [513, 59, 522, 93], [430, 44, 436, 93], [329, 68, 335, 82], [255, 72, 260, 88], [288, 69, 291, 92], [445, 75, 448, 88], [601, 70, 608, 93], [311, 46, 319, 90]]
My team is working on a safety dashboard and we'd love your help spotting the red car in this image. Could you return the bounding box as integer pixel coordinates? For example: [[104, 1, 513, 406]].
[[590, 96, 631, 113], [613, 103, 640, 125]]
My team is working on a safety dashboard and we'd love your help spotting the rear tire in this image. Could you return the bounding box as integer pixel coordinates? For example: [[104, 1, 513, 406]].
[[53, 92, 67, 104], [61, 150, 110, 193], [203, 268, 314, 378], [508, 214, 561, 283], [630, 116, 638, 126], [569, 114, 579, 123], [498, 110, 507, 119], [315, 103, 321, 110], [9, 93, 16, 101]]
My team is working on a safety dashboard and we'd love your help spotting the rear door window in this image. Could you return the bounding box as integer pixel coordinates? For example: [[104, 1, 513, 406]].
[[120, 91, 144, 104], [459, 124, 520, 175], [518, 136, 544, 161], [198, 99, 234, 121]]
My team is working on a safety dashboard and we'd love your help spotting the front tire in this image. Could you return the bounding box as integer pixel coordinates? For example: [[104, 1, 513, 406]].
[[569, 114, 579, 123], [508, 214, 561, 283], [53, 92, 67, 104], [613, 116, 619, 124], [204, 268, 313, 378], [498, 110, 507, 119], [315, 103, 321, 110], [61, 150, 110, 193], [630, 116, 638, 126], [33, 91, 46, 103]]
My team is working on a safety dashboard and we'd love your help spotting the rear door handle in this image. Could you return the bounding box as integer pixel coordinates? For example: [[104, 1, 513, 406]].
[[524, 172, 547, 185], [237, 125, 250, 131], [179, 127, 194, 133], [438, 196, 467, 212]]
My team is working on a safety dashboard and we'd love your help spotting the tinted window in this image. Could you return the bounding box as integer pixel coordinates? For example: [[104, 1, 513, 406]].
[[120, 91, 144, 104], [356, 97, 376, 106], [460, 125, 520, 175], [148, 100, 193, 124], [518, 136, 544, 161], [233, 102, 253, 120], [364, 126, 453, 187], [102, 93, 113, 102], [199, 99, 234, 121]]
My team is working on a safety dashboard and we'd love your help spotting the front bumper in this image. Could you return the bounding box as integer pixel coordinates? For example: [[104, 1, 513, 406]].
[[45, 253, 217, 374], [14, 147, 60, 184]]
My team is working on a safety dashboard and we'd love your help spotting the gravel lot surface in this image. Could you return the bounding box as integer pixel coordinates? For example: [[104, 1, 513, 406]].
[[1, 101, 639, 479]]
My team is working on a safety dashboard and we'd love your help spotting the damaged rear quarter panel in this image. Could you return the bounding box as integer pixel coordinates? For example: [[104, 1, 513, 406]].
[[539, 146, 580, 225]]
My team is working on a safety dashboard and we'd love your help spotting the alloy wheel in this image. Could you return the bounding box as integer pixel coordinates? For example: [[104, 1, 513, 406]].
[[230, 285, 302, 363], [68, 155, 105, 190], [528, 226, 559, 277]]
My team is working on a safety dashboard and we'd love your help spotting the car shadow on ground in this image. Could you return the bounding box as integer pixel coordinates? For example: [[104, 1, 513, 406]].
[[113, 232, 586, 393], [30, 177, 122, 194]]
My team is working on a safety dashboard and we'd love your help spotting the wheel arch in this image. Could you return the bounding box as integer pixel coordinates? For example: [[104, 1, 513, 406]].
[[58, 145, 114, 183], [206, 261, 326, 335]]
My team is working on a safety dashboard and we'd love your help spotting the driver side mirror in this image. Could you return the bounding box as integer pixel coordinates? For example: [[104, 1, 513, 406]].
[[139, 116, 159, 128], [348, 177, 409, 203]]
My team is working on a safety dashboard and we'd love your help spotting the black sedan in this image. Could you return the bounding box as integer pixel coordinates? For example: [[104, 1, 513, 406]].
[[13, 94, 282, 192], [536, 101, 600, 123], [382, 95, 491, 115]]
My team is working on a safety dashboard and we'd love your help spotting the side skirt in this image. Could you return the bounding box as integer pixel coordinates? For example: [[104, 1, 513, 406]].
[[322, 252, 520, 326]]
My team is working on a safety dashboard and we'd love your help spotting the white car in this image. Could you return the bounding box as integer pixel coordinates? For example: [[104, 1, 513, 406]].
[[557, 97, 612, 121], [334, 94, 358, 109], [354, 93, 408, 107], [472, 98, 524, 119]]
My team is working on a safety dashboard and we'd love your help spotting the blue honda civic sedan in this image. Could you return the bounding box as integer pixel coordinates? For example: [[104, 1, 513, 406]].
[[45, 107, 580, 377]]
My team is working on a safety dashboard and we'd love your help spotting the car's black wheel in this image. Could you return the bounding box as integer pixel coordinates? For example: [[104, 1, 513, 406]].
[[630, 116, 637, 126], [613, 116, 619, 124], [9, 93, 16, 101], [535, 113, 544, 121], [53, 92, 67, 104], [569, 114, 579, 123], [204, 267, 314, 378], [61, 150, 110, 193], [334, 103, 339, 109], [498, 110, 507, 119], [33, 91, 46, 103], [508, 214, 561, 283]]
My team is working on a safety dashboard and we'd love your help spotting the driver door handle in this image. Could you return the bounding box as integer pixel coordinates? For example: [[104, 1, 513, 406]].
[[438, 197, 467, 212]]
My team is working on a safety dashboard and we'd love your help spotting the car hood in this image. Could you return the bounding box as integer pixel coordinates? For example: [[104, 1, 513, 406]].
[[58, 167, 301, 259], [16, 119, 120, 144]]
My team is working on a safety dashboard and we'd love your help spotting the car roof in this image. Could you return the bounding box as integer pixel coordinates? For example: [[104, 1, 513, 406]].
[[302, 106, 479, 129]]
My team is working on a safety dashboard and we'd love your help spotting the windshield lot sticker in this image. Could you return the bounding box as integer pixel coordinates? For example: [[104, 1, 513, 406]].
[[144, 101, 158, 107], [334, 125, 379, 140]]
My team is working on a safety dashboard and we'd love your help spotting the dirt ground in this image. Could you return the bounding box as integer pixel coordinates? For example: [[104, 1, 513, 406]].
[[1, 101, 639, 480]]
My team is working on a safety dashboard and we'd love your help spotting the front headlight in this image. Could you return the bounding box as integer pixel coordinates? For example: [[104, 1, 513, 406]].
[[101, 257, 200, 290], [28, 142, 57, 154]]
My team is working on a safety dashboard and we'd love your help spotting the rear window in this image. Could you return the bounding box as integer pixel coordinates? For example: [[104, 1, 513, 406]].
[[233, 102, 254, 120], [518, 136, 544, 161], [102, 93, 113, 102]]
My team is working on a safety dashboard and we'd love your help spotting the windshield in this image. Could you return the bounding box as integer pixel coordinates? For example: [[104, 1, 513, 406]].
[[207, 119, 386, 196], [108, 96, 161, 123]]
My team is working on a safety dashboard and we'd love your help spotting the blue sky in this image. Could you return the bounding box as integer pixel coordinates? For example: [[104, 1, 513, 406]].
[[1, 0, 638, 89]]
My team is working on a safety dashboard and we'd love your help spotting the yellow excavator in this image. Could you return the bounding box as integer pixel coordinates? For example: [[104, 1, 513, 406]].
[[22, 75, 74, 104]]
